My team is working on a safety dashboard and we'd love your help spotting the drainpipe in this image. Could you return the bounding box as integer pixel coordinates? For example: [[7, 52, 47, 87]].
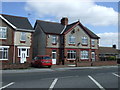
[[13, 31, 16, 64]]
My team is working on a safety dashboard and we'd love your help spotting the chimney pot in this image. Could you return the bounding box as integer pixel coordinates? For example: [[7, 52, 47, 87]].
[[113, 44, 116, 49], [61, 17, 68, 25]]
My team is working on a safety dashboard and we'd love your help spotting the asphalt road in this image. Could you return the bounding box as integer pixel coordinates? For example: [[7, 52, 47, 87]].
[[1, 66, 120, 90]]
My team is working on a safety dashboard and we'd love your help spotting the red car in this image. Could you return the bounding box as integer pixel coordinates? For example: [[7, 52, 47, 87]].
[[31, 55, 52, 68]]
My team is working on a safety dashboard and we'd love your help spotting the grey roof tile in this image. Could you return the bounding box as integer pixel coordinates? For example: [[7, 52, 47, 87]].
[[1, 14, 33, 30]]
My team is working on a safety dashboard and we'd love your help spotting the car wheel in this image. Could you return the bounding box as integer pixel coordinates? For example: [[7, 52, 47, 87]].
[[48, 66, 51, 68]]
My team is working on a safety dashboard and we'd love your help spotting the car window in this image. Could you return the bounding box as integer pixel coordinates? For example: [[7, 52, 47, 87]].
[[42, 56, 51, 60], [34, 57, 37, 60]]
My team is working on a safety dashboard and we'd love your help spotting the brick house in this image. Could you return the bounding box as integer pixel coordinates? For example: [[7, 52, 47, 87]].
[[0, 14, 34, 64], [33, 17, 100, 65], [99, 45, 119, 61]]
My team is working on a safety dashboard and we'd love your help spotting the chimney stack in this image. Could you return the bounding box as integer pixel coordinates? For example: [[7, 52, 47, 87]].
[[61, 17, 68, 25], [112, 44, 116, 49]]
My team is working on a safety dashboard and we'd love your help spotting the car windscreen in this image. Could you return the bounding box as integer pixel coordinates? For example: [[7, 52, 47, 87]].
[[42, 56, 51, 60]]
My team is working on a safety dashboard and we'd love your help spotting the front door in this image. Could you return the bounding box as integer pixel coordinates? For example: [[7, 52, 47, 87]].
[[91, 52, 95, 61], [52, 50, 57, 64], [20, 51, 26, 63]]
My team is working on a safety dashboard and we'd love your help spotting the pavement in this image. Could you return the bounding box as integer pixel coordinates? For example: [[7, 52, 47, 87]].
[[1, 65, 118, 74]]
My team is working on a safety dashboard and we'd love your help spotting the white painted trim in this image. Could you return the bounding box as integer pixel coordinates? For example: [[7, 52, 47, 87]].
[[0, 15, 16, 29], [0, 46, 9, 48], [16, 28, 34, 32], [17, 46, 30, 49], [0, 59, 8, 60], [60, 25, 66, 34]]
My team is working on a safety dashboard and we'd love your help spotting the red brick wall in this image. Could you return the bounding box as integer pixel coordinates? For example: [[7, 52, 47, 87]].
[[0, 63, 30, 70]]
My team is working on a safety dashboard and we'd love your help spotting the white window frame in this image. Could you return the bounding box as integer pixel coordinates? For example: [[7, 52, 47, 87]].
[[52, 35, 57, 44], [82, 36, 88, 45], [91, 39, 95, 46], [0, 46, 9, 60], [18, 47, 30, 57], [68, 35, 75, 44], [81, 50, 89, 59], [67, 50, 76, 60], [0, 27, 7, 39], [20, 32, 26, 41]]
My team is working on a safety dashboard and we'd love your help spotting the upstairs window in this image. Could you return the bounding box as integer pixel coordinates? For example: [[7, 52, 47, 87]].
[[20, 32, 26, 41], [82, 36, 88, 45], [91, 39, 95, 46], [0, 27, 7, 39], [69, 35, 75, 44], [52, 35, 57, 44]]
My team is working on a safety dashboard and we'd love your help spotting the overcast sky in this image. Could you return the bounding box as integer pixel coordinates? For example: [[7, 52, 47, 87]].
[[1, 0, 119, 49]]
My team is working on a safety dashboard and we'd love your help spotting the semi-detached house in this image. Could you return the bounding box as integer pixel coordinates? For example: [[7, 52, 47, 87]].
[[33, 17, 100, 65], [0, 14, 34, 64]]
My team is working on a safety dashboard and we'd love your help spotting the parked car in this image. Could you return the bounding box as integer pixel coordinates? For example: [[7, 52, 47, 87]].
[[31, 55, 52, 68]]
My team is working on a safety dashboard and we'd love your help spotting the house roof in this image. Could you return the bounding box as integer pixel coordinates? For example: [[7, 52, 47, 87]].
[[0, 14, 33, 31], [99, 47, 118, 54], [36, 20, 64, 34], [35, 19, 99, 39], [83, 27, 100, 39]]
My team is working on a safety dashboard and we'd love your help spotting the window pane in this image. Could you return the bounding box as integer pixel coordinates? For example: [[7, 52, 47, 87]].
[[0, 50, 2, 59], [27, 49, 29, 57], [21, 32, 26, 41], [0, 27, 7, 38], [52, 35, 57, 43], [69, 35, 75, 44]]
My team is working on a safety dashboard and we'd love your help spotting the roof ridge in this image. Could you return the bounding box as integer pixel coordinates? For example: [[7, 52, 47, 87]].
[[36, 19, 60, 24], [0, 14, 27, 19]]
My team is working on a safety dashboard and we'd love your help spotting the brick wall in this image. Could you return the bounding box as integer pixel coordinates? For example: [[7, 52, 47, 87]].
[[0, 63, 30, 70], [77, 61, 117, 67]]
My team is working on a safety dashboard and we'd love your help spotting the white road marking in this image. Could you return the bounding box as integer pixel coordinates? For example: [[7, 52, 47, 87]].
[[88, 75, 105, 90], [0, 82, 14, 90], [49, 78, 58, 90], [112, 73, 120, 77]]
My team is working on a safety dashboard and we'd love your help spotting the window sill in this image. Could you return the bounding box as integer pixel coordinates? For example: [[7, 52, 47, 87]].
[[0, 38, 7, 39], [67, 59, 76, 60], [0, 59, 8, 60], [81, 59, 89, 60], [52, 43, 57, 45], [82, 44, 88, 46], [91, 45, 95, 47], [20, 41, 26, 43], [68, 44, 76, 46]]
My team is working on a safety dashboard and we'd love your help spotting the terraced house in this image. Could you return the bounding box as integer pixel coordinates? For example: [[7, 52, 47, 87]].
[[0, 14, 34, 65], [33, 17, 100, 65]]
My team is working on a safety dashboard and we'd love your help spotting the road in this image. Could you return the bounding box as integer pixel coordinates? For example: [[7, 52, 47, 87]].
[[1, 66, 120, 90]]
